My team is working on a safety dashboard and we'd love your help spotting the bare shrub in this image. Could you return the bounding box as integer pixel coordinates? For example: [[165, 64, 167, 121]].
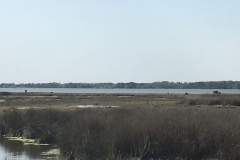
[[1, 108, 25, 136]]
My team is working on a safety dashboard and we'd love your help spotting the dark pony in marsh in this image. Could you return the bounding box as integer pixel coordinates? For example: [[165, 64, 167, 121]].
[[213, 90, 221, 94]]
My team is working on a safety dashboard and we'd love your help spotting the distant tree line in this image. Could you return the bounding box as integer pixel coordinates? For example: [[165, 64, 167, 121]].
[[1, 81, 240, 89]]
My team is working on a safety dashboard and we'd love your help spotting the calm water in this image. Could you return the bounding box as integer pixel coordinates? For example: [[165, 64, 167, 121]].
[[0, 88, 240, 94], [0, 137, 58, 160]]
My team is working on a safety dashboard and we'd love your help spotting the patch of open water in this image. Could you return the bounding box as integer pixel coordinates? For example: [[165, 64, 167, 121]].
[[0, 137, 59, 160], [75, 105, 119, 108]]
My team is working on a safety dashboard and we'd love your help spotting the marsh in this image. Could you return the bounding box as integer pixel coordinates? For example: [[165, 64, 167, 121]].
[[1, 92, 240, 159]]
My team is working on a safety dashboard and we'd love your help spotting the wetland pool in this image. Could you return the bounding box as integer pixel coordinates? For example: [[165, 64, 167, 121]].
[[0, 137, 59, 160]]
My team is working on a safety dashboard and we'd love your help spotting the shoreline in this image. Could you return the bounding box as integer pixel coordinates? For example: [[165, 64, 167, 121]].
[[1, 88, 240, 95]]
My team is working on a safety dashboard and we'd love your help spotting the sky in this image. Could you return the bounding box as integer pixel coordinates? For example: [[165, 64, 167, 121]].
[[0, 0, 240, 83]]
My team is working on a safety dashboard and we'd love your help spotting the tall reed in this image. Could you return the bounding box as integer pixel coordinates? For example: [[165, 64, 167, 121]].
[[1, 107, 240, 159]]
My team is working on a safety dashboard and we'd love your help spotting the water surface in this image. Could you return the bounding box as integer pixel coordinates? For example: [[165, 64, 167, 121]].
[[0, 88, 240, 94], [0, 137, 58, 160]]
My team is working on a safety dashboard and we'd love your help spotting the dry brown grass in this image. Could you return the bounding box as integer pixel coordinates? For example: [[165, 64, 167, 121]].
[[1, 106, 240, 159], [0, 92, 182, 111], [1, 93, 240, 159], [182, 94, 240, 106]]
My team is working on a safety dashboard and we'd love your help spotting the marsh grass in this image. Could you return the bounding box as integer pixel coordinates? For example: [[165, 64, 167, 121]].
[[182, 94, 240, 106], [1, 106, 240, 159], [0, 92, 12, 96]]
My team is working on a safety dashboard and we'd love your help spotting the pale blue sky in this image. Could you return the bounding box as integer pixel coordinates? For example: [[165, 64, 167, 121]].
[[1, 0, 240, 83]]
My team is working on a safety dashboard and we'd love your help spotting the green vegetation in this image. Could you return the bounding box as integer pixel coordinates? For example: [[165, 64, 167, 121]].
[[1, 80, 240, 89]]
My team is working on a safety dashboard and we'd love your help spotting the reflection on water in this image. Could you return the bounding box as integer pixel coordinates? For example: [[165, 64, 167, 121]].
[[0, 137, 59, 160]]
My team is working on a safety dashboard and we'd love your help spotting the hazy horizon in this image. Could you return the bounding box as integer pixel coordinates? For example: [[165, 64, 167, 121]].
[[1, 1, 240, 83], [1, 80, 238, 84]]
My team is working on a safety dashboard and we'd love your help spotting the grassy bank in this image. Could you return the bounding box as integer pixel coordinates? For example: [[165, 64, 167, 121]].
[[1, 106, 240, 159], [182, 94, 240, 106]]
